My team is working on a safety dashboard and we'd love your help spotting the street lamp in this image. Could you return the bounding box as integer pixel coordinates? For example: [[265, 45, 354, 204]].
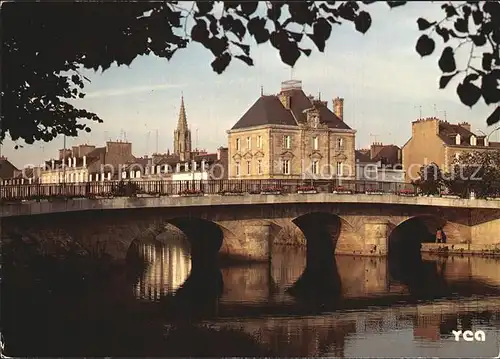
[[476, 126, 500, 144]]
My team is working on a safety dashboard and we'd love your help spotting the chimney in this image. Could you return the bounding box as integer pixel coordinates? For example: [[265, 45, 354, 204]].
[[333, 97, 344, 121], [51, 159, 55, 169], [72, 157, 76, 168], [370, 142, 384, 159]]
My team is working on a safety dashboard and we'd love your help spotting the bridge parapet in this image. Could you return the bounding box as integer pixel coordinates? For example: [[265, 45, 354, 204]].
[[1, 193, 498, 218]]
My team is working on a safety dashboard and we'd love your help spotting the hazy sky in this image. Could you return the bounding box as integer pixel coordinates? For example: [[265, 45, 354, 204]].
[[3, 2, 499, 168]]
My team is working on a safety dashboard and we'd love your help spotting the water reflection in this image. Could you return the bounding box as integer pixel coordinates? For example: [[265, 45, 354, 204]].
[[202, 298, 500, 357], [132, 240, 500, 306], [3, 236, 500, 357], [134, 240, 192, 301]]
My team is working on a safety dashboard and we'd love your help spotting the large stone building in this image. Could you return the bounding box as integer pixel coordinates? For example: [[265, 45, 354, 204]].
[[227, 80, 356, 180], [402, 117, 500, 181]]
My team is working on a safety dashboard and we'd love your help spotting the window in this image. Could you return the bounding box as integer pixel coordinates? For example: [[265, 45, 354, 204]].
[[337, 161, 343, 176], [247, 160, 251, 175], [470, 135, 477, 146], [283, 135, 291, 149], [246, 137, 251, 149], [236, 138, 241, 151], [312, 160, 319, 174], [257, 136, 263, 148], [235, 161, 240, 176], [282, 159, 290, 174], [312, 136, 319, 150], [257, 159, 262, 175], [337, 138, 344, 149], [311, 115, 319, 128]]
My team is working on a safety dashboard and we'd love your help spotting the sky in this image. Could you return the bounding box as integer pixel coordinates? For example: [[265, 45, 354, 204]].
[[3, 1, 499, 168]]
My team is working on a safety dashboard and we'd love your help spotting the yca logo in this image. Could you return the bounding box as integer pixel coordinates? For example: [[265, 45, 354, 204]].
[[452, 329, 486, 342]]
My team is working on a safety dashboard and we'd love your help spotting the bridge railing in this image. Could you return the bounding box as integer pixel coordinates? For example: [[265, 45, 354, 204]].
[[0, 179, 417, 201]]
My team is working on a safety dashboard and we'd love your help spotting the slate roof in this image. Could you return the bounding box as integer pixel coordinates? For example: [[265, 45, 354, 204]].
[[356, 144, 402, 167], [372, 145, 401, 165], [355, 150, 375, 163], [438, 122, 488, 146], [0, 158, 19, 179], [194, 153, 218, 163], [231, 95, 296, 129], [231, 88, 351, 130]]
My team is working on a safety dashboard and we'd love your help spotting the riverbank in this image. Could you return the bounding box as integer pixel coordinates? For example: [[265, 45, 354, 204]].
[[421, 243, 500, 257]]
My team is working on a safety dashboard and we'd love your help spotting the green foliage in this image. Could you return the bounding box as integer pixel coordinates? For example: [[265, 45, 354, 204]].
[[414, 163, 444, 195], [2, 1, 498, 147], [444, 150, 500, 198], [416, 2, 500, 126]]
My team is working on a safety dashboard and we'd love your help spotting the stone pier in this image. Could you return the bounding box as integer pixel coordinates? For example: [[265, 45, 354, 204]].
[[242, 222, 272, 261], [363, 220, 390, 256]]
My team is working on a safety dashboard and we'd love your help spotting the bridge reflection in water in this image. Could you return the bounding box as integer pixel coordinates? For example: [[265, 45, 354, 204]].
[[134, 240, 192, 301], [2, 232, 500, 357], [131, 237, 500, 309], [127, 235, 500, 357]]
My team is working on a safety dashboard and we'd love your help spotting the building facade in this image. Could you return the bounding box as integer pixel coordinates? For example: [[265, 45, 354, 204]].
[[129, 147, 228, 181], [37, 95, 228, 184], [39, 141, 137, 183], [227, 80, 356, 180], [402, 117, 500, 181], [356, 143, 404, 183]]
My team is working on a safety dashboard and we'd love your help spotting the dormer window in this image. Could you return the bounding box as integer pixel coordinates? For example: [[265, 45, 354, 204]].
[[455, 134, 461, 145], [470, 135, 477, 146]]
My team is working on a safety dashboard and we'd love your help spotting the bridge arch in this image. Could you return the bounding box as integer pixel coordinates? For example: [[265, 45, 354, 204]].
[[389, 215, 446, 258], [291, 212, 357, 258]]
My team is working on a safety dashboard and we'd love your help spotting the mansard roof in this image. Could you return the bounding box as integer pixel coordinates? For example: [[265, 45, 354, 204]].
[[231, 88, 351, 131]]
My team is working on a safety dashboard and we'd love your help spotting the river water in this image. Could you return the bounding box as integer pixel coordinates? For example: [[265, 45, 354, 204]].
[[2, 236, 500, 357]]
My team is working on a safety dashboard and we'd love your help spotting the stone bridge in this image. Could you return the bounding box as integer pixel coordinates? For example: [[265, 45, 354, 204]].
[[1, 194, 499, 266]]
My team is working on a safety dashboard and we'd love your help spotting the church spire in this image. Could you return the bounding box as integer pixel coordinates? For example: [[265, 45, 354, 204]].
[[177, 93, 188, 131], [173, 93, 192, 161]]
